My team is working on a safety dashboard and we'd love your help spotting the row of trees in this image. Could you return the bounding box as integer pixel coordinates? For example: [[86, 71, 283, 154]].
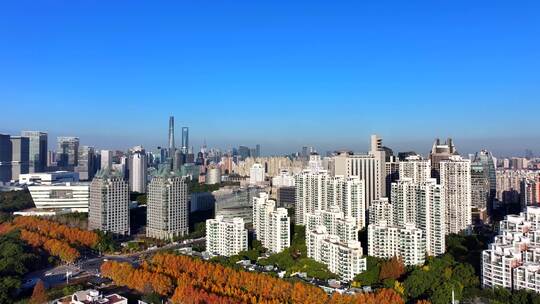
[[101, 253, 406, 304], [12, 216, 99, 247], [20, 229, 80, 263]]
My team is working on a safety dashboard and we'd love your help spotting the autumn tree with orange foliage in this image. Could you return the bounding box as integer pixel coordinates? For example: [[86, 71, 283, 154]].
[[20, 229, 80, 263], [29, 280, 48, 304], [101, 254, 404, 304], [379, 256, 406, 281], [12, 216, 99, 247]]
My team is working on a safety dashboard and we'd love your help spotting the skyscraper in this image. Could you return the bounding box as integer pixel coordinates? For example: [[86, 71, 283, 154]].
[[10, 136, 29, 181], [129, 146, 148, 193], [440, 155, 472, 234], [429, 138, 458, 180], [100, 150, 113, 171], [75, 146, 96, 181], [0, 134, 11, 182], [21, 131, 48, 173], [88, 169, 130, 236], [168, 116, 175, 160], [146, 169, 189, 240], [57, 137, 79, 169], [181, 127, 189, 154]]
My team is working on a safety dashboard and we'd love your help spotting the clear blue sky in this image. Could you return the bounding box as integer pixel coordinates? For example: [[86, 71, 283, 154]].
[[1, 1, 539, 156]]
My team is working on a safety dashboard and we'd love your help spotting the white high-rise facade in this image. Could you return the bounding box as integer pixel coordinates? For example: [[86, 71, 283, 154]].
[[100, 150, 113, 171], [333, 152, 381, 209], [88, 170, 130, 235], [249, 163, 265, 185], [399, 156, 431, 183], [252, 193, 290, 253], [306, 206, 358, 243], [295, 170, 365, 229], [206, 216, 248, 257], [369, 197, 393, 226], [482, 207, 540, 291], [307, 226, 366, 281], [146, 172, 189, 240], [129, 146, 148, 193], [368, 222, 426, 266], [440, 156, 472, 234]]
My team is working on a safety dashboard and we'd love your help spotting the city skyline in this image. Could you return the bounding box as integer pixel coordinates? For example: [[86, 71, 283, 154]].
[[1, 1, 539, 156]]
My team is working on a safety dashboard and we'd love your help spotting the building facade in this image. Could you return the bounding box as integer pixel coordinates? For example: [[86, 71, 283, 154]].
[[21, 131, 48, 173], [307, 226, 367, 281], [252, 192, 290, 253], [440, 156, 472, 234], [146, 171, 189, 240], [29, 182, 89, 212], [88, 170, 130, 235], [206, 216, 248, 257], [129, 146, 147, 193]]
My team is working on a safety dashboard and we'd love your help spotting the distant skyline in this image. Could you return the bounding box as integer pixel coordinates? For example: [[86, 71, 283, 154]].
[[1, 1, 539, 156]]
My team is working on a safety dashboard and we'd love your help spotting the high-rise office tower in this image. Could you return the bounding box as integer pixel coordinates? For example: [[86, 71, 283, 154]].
[[100, 150, 113, 171], [181, 127, 189, 154], [75, 146, 96, 181], [0, 134, 11, 182], [88, 169, 130, 235], [168, 116, 175, 161], [21, 131, 48, 173], [256, 144, 261, 158], [238, 146, 250, 160], [10, 136, 29, 181], [57, 137, 79, 169], [440, 155, 472, 234], [369, 135, 389, 198], [471, 161, 490, 222], [473, 149, 497, 214], [429, 138, 458, 180], [128, 146, 147, 193], [333, 151, 381, 209], [146, 170, 189, 240]]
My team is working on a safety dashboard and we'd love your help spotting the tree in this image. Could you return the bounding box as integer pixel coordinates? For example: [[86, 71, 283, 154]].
[[379, 256, 405, 281], [29, 280, 47, 304]]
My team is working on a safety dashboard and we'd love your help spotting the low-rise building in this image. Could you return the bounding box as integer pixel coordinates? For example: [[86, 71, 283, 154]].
[[28, 182, 89, 212], [56, 289, 127, 304]]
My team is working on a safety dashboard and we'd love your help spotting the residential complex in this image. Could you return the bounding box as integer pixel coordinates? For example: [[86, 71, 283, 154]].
[[482, 206, 540, 291], [252, 192, 290, 253], [440, 155, 472, 234], [307, 225, 366, 281], [368, 222, 426, 266], [206, 216, 248, 257], [295, 170, 365, 229]]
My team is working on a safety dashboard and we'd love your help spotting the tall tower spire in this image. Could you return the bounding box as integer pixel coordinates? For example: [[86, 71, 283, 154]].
[[168, 116, 175, 154]]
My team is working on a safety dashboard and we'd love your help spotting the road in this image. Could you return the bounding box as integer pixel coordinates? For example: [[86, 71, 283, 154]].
[[23, 237, 205, 289]]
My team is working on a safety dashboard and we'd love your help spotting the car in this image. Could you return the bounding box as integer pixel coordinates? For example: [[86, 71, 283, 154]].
[[45, 272, 53, 276]]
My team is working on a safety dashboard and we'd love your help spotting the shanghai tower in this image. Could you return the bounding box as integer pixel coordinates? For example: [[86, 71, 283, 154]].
[[168, 116, 175, 163]]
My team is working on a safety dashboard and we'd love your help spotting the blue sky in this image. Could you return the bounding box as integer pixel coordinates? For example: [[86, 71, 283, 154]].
[[1, 1, 539, 156]]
